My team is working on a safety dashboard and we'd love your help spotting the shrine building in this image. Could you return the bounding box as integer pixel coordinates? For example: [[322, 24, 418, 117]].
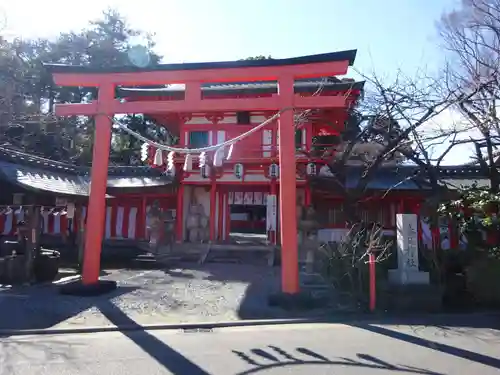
[[0, 50, 492, 256]]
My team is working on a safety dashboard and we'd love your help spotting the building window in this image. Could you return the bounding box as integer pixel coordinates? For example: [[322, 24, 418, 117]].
[[189, 131, 209, 148], [295, 129, 304, 149], [236, 111, 251, 125]]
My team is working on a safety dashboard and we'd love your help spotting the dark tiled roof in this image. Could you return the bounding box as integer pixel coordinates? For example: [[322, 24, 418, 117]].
[[118, 80, 365, 97], [345, 164, 494, 177], [316, 164, 494, 191], [346, 171, 423, 190], [0, 161, 91, 196], [43, 50, 357, 74], [0, 147, 173, 196]]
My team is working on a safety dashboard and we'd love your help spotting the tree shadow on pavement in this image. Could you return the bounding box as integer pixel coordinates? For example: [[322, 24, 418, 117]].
[[351, 319, 500, 370], [232, 346, 443, 375], [96, 299, 210, 375]]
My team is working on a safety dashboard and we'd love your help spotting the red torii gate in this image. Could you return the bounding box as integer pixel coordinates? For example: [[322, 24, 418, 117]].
[[46, 50, 356, 295]]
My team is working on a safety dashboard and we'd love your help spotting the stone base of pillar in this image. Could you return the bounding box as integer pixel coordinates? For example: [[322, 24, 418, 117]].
[[267, 290, 328, 310], [388, 269, 430, 285], [378, 284, 443, 313]]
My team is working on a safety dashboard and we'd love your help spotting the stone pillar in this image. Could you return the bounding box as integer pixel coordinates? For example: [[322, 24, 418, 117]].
[[388, 214, 430, 285]]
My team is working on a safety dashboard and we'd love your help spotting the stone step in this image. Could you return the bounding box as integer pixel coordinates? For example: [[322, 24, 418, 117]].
[[132, 242, 279, 266], [204, 248, 275, 266]]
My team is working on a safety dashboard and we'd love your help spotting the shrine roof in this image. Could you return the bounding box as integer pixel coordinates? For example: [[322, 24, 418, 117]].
[[43, 50, 357, 74], [0, 160, 91, 197], [0, 147, 173, 196], [315, 164, 494, 191], [117, 79, 365, 97]]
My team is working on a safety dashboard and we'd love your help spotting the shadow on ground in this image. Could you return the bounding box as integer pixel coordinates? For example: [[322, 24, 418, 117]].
[[97, 298, 211, 375], [350, 315, 500, 370], [232, 346, 444, 375], [2, 260, 499, 338], [231, 315, 500, 373], [0, 283, 136, 333]]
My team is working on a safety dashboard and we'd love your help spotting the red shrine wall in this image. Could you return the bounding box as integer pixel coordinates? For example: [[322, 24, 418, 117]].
[[175, 111, 312, 243], [179, 112, 312, 158]]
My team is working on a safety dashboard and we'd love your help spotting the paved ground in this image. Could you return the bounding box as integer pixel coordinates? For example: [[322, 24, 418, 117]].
[[0, 263, 332, 331], [2, 321, 500, 374]]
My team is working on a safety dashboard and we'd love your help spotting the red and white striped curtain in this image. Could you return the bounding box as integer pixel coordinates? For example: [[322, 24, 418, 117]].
[[74, 206, 141, 239], [0, 205, 143, 240]]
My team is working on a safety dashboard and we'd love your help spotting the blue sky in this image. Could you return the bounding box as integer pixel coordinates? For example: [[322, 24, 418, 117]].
[[3, 0, 470, 163], [4, 0, 458, 75]]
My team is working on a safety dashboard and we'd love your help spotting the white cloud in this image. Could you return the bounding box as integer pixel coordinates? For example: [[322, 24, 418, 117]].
[[416, 107, 481, 165]]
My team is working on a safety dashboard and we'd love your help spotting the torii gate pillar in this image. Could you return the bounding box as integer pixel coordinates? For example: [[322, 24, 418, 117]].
[[82, 84, 114, 285], [278, 76, 299, 294]]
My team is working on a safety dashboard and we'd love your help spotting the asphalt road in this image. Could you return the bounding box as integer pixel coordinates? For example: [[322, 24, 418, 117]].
[[1, 322, 500, 374]]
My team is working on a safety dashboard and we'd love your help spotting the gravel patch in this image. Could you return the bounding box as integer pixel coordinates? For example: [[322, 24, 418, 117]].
[[0, 264, 327, 331]]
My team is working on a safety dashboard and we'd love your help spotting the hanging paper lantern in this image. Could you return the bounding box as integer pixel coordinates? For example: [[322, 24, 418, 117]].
[[268, 163, 279, 179], [200, 165, 210, 179], [234, 163, 244, 180], [306, 162, 317, 176]]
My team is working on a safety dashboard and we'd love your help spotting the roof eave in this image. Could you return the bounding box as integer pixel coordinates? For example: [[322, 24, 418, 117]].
[[43, 50, 358, 74], [117, 81, 366, 98]]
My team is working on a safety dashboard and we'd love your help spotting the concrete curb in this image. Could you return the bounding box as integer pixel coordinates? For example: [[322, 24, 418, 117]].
[[1, 311, 498, 337], [0, 317, 330, 337]]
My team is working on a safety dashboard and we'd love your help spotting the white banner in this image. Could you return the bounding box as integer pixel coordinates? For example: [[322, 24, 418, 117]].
[[266, 194, 277, 231], [234, 192, 244, 205], [244, 192, 254, 205], [253, 192, 264, 205]]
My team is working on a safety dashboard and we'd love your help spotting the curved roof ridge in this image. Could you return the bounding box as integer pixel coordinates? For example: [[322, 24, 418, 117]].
[[43, 50, 358, 74]]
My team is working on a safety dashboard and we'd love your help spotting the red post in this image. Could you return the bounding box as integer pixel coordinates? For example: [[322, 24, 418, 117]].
[[369, 253, 376, 312], [82, 84, 114, 285], [209, 180, 217, 242], [218, 190, 224, 240], [278, 76, 299, 294], [225, 191, 231, 241], [176, 184, 184, 242]]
